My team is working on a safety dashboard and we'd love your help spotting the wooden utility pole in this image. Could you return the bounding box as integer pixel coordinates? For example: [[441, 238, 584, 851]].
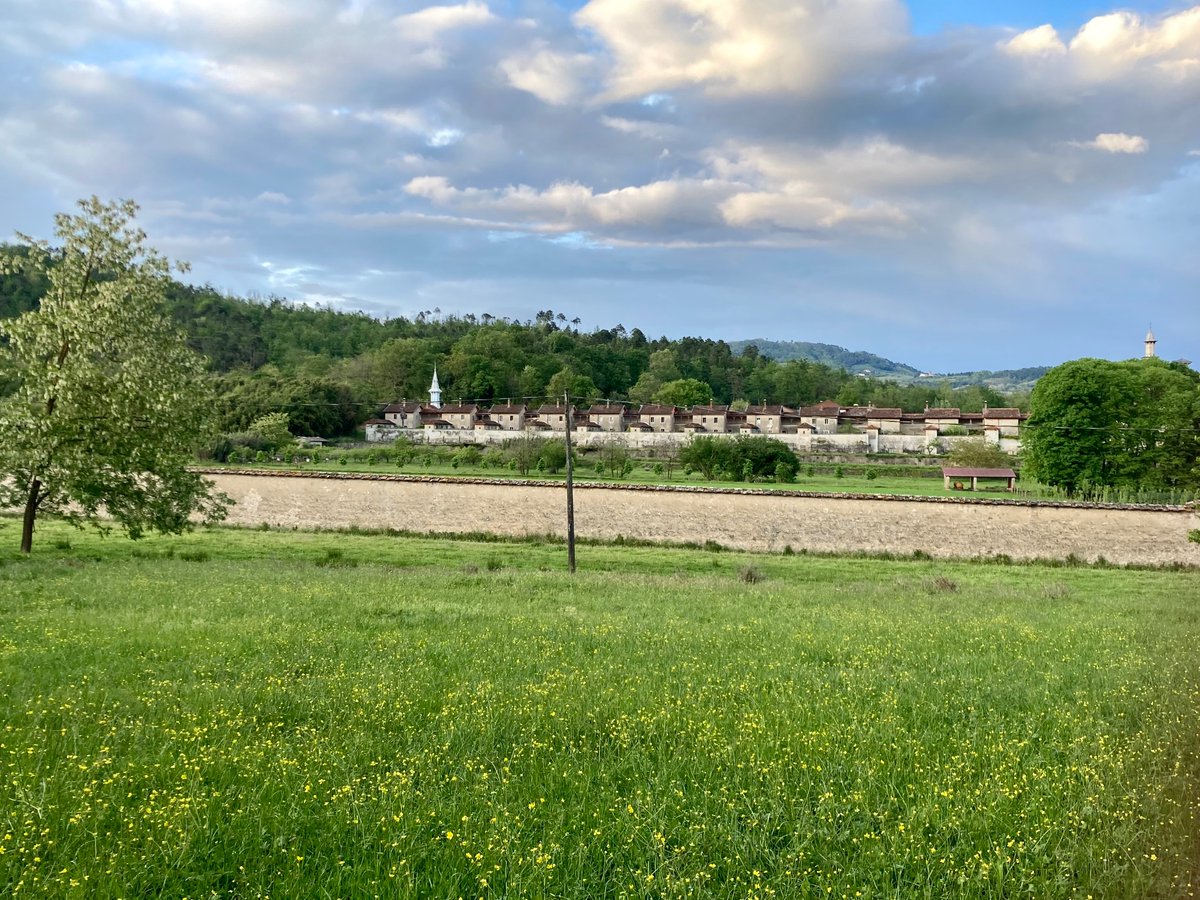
[[564, 390, 576, 573]]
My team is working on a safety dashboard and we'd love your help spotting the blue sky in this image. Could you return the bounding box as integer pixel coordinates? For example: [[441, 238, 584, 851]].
[[1, 0, 1197, 372], [907, 0, 1175, 32]]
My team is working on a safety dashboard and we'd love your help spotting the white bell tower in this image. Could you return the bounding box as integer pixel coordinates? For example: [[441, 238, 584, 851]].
[[429, 366, 442, 407]]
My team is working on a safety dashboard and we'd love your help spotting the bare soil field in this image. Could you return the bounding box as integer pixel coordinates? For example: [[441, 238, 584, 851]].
[[204, 471, 1200, 566]]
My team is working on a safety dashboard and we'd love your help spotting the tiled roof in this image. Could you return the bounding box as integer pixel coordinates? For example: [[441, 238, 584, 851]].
[[587, 405, 627, 415], [638, 405, 677, 416], [382, 401, 422, 413], [942, 467, 1016, 478], [438, 404, 479, 414], [488, 404, 527, 414], [925, 407, 961, 417], [983, 408, 1023, 418], [691, 404, 729, 415], [865, 407, 902, 418]]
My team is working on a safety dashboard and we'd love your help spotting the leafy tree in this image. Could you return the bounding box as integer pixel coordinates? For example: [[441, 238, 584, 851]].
[[0, 197, 228, 553], [652, 378, 712, 409], [248, 412, 294, 451], [947, 438, 1013, 470], [597, 439, 631, 479], [539, 439, 569, 474], [730, 436, 797, 480], [680, 436, 732, 480], [545, 366, 599, 405], [504, 435, 546, 476], [1022, 359, 1134, 494], [1023, 357, 1199, 494]]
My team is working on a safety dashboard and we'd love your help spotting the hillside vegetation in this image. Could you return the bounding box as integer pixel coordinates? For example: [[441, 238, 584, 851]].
[[1, 259, 1018, 437]]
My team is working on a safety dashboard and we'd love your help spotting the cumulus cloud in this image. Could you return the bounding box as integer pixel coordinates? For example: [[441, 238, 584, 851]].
[[499, 46, 599, 105], [392, 1, 496, 42], [574, 0, 909, 98], [1069, 8, 1200, 62], [1001, 24, 1067, 57], [1080, 132, 1150, 153]]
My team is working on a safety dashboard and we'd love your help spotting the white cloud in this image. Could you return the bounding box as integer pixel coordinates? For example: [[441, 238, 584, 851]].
[[720, 188, 909, 232], [1001, 24, 1066, 57], [1067, 7, 1200, 76], [574, 0, 908, 98], [404, 175, 734, 232], [1081, 132, 1150, 154], [500, 46, 597, 105], [710, 138, 980, 194], [391, 2, 496, 44], [600, 115, 681, 141]]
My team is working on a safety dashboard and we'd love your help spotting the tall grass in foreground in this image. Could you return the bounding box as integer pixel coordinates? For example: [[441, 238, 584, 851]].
[[0, 520, 1197, 898]]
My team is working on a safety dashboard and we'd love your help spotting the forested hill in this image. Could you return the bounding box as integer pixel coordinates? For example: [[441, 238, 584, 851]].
[[0, 262, 1018, 437], [728, 339, 921, 377], [729, 339, 1050, 392]]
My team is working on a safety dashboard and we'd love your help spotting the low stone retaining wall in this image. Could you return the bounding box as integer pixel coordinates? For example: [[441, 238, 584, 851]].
[[199, 470, 1200, 566]]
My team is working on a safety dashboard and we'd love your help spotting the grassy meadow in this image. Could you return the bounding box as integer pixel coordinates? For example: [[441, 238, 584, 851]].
[[1, 518, 1198, 898]]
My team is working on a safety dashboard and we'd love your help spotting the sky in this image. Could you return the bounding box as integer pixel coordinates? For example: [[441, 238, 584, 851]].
[[1, 1, 1197, 373]]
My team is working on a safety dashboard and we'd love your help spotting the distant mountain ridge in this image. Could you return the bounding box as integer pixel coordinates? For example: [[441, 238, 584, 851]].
[[728, 339, 920, 376], [729, 339, 1049, 392]]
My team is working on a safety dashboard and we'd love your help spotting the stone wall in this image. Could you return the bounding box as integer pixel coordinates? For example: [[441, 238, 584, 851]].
[[203, 471, 1200, 567]]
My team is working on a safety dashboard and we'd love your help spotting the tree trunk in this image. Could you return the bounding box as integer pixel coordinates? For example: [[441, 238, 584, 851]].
[[20, 479, 41, 554]]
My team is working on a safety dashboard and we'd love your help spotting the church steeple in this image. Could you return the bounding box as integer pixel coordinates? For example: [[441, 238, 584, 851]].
[[1144, 327, 1157, 358], [429, 366, 442, 407]]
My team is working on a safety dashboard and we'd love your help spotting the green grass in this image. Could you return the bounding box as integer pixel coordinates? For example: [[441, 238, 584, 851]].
[[1, 519, 1198, 898]]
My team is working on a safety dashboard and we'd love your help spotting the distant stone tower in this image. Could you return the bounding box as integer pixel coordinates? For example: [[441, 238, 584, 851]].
[[1144, 328, 1157, 358], [429, 366, 442, 407]]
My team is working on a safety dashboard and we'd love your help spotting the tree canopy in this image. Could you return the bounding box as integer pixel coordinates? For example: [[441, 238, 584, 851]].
[[0, 197, 228, 552], [1022, 357, 1200, 494]]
